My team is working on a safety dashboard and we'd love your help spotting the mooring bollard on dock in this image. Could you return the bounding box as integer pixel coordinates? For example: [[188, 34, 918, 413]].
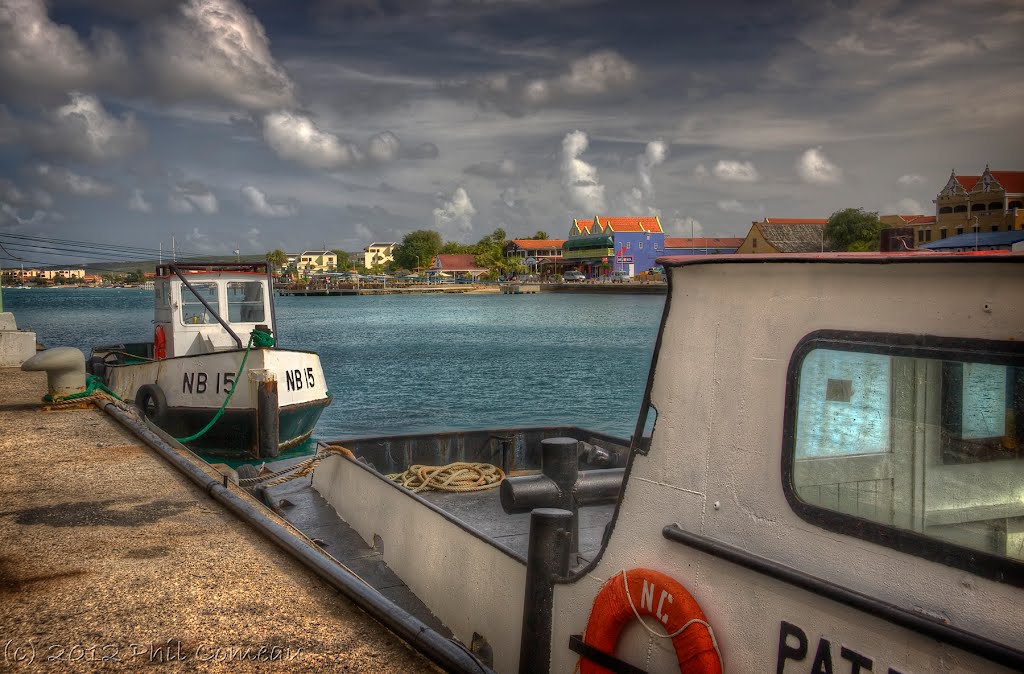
[[253, 369, 281, 459], [500, 436, 624, 557], [519, 507, 572, 674], [21, 347, 86, 399]]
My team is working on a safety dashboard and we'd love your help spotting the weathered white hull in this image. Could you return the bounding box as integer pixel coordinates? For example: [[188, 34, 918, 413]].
[[106, 348, 328, 411], [105, 348, 331, 457]]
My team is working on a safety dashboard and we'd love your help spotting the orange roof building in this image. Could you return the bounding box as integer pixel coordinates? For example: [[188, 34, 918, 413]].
[[930, 165, 1024, 244]]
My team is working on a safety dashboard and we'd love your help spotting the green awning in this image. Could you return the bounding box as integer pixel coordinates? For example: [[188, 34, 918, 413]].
[[562, 236, 614, 251]]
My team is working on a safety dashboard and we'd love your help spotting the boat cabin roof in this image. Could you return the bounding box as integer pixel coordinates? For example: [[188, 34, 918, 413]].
[[658, 250, 1021, 267], [155, 262, 271, 279]]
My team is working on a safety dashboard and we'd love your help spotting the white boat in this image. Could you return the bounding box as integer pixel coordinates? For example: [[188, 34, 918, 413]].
[[287, 251, 1022, 672], [90, 262, 331, 459]]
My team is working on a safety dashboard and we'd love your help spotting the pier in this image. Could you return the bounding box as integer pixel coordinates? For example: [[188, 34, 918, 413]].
[[0, 368, 436, 672]]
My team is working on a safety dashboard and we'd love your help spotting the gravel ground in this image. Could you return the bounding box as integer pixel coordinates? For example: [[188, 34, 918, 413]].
[[0, 368, 438, 673]]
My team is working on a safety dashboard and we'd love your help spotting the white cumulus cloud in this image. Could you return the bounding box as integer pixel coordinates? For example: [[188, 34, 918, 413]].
[[561, 130, 606, 214], [882, 197, 925, 214], [717, 199, 747, 213], [147, 0, 296, 111], [670, 215, 704, 238], [45, 92, 144, 162], [897, 174, 925, 185], [262, 111, 361, 169], [241, 185, 297, 217], [0, 0, 125, 101], [433, 187, 476, 240], [35, 163, 114, 197], [798, 147, 843, 184], [168, 181, 218, 214], [713, 160, 760, 182], [128, 188, 152, 213], [476, 50, 636, 113]]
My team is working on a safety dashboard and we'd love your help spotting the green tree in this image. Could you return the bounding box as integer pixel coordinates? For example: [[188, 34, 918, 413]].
[[330, 249, 350, 271], [441, 241, 475, 254], [825, 208, 884, 252], [393, 230, 443, 271], [529, 230, 550, 240], [265, 249, 287, 273]]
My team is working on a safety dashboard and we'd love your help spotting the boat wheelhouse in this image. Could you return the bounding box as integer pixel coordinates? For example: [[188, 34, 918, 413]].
[[91, 262, 331, 459]]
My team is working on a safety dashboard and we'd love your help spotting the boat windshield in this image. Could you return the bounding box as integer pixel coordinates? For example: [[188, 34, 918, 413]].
[[181, 282, 219, 325], [227, 281, 265, 323]]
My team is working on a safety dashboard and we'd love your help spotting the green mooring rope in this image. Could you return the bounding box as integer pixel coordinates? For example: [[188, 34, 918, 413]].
[[43, 374, 121, 403], [174, 329, 275, 444]]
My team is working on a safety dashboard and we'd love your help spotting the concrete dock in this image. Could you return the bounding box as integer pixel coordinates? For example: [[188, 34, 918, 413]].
[[0, 368, 437, 672]]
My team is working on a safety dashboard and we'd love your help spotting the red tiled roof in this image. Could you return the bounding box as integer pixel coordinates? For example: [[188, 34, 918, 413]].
[[954, 171, 1024, 194], [955, 175, 980, 191], [594, 216, 663, 233], [759, 218, 829, 225], [665, 237, 744, 249], [901, 215, 937, 225], [573, 219, 594, 234], [435, 254, 486, 271], [509, 239, 566, 250], [992, 170, 1024, 194]]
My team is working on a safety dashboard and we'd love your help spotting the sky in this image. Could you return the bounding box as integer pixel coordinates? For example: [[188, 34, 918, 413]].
[[1, 0, 1022, 263]]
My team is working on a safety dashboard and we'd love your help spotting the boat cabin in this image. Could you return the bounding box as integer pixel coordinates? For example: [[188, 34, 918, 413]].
[[154, 263, 278, 357], [305, 251, 1023, 673]]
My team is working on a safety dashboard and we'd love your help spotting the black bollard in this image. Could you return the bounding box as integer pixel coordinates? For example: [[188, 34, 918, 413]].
[[257, 375, 280, 459], [519, 507, 572, 674]]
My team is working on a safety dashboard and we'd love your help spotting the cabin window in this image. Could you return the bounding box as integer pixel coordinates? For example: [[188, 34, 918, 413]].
[[180, 282, 219, 325], [227, 281, 265, 323], [785, 332, 1024, 578]]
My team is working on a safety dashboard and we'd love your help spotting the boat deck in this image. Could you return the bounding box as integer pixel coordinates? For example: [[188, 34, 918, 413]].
[[265, 461, 614, 633]]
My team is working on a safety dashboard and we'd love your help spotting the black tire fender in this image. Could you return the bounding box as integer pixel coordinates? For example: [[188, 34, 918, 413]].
[[135, 384, 168, 422]]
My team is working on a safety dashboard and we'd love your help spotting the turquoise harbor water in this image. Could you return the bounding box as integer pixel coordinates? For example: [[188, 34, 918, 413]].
[[4, 288, 665, 440]]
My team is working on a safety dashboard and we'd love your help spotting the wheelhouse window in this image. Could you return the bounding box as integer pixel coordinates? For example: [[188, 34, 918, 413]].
[[180, 282, 219, 324], [785, 333, 1024, 577], [227, 281, 265, 323]]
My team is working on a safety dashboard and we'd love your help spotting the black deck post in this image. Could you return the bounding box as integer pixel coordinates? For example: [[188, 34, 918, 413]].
[[519, 507, 572, 674]]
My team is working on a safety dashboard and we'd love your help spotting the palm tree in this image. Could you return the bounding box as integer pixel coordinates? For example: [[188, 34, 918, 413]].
[[265, 249, 287, 271]]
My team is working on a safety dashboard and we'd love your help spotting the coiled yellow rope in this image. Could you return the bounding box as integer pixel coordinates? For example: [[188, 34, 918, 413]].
[[386, 462, 505, 493]]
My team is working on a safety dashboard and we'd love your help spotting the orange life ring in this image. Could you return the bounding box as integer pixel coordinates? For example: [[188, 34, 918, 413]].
[[154, 325, 166, 360], [580, 569, 722, 674]]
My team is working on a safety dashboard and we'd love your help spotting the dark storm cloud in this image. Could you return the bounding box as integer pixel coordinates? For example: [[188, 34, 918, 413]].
[[1, 0, 1022, 258]]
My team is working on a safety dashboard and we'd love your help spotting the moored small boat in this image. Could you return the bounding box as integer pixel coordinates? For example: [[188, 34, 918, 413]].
[[90, 262, 332, 459]]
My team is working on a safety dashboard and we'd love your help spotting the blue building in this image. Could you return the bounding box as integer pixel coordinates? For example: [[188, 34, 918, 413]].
[[919, 230, 1024, 252], [561, 216, 665, 278]]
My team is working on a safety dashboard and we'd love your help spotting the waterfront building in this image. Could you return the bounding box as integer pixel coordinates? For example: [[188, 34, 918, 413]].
[[297, 250, 338, 276], [364, 242, 397, 269], [39, 268, 86, 280], [664, 237, 744, 256], [919, 230, 1024, 253], [879, 215, 938, 246], [562, 216, 664, 278], [931, 166, 1024, 242], [430, 254, 488, 280], [734, 218, 831, 254], [504, 239, 566, 264]]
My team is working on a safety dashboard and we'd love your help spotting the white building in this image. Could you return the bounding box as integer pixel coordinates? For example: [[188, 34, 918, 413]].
[[364, 242, 397, 269]]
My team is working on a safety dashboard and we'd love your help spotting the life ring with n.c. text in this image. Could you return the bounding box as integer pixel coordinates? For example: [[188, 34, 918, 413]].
[[580, 568, 722, 674]]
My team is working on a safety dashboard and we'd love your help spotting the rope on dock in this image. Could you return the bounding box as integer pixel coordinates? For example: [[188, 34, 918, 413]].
[[43, 374, 122, 409], [239, 444, 355, 488], [386, 462, 505, 493]]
